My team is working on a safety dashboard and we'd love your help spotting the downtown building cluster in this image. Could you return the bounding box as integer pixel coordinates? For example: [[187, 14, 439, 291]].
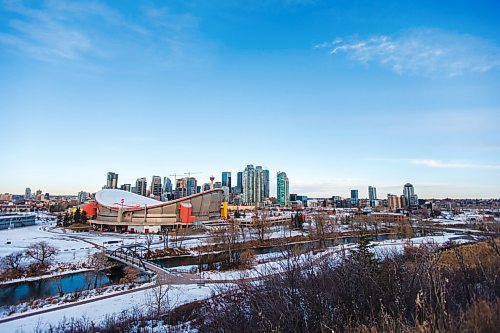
[[102, 165, 291, 207], [320, 183, 419, 211]]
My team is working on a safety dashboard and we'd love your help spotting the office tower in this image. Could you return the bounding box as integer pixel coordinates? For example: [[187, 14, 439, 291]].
[[242, 165, 267, 204], [242, 165, 254, 204], [202, 183, 211, 191], [368, 186, 377, 207], [120, 184, 131, 192], [403, 183, 419, 208], [175, 178, 186, 198], [135, 177, 147, 196], [186, 177, 197, 196], [222, 186, 230, 202], [214, 181, 222, 189], [242, 165, 256, 204], [161, 177, 173, 201], [24, 188, 31, 200], [236, 172, 243, 194], [77, 191, 87, 204], [410, 194, 419, 208], [263, 169, 270, 199], [176, 177, 197, 198], [222, 172, 232, 192], [106, 172, 118, 189], [387, 194, 402, 210], [350, 189, 359, 207], [255, 166, 263, 203], [150, 176, 162, 197], [277, 171, 289, 206]]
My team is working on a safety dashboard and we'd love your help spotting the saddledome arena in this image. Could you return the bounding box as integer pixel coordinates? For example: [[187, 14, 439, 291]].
[[91, 189, 224, 233]]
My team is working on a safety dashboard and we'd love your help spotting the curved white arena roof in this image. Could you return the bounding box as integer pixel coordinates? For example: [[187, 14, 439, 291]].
[[95, 189, 161, 208]]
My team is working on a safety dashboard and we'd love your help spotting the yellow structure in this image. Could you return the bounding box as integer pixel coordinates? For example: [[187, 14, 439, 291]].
[[221, 201, 229, 219]]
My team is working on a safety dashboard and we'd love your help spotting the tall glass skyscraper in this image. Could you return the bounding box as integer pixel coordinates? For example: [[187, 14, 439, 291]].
[[135, 177, 147, 196], [242, 165, 266, 204], [236, 172, 243, 194], [350, 189, 359, 206], [263, 169, 270, 199], [242, 165, 255, 204], [222, 172, 232, 192], [150, 176, 162, 197], [368, 186, 377, 207], [106, 172, 118, 189], [277, 171, 289, 206], [403, 183, 418, 208]]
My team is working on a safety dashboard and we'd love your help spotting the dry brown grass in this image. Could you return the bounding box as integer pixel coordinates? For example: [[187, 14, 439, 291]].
[[438, 239, 500, 270]]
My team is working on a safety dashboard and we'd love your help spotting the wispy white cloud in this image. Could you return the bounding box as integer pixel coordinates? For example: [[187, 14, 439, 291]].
[[0, 0, 114, 61], [0, 1, 207, 68], [316, 29, 500, 77], [410, 159, 500, 170]]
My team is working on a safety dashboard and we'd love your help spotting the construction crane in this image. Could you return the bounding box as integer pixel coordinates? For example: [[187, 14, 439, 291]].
[[168, 173, 183, 184], [184, 171, 201, 178]]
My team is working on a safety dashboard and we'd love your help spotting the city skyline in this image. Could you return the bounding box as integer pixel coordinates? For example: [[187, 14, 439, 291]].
[[1, 1, 499, 198]]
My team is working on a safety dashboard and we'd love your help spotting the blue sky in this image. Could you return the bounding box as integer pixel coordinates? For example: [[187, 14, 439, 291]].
[[1, 0, 499, 199]]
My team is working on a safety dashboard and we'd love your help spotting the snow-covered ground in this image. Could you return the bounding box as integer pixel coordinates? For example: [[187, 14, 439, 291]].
[[0, 223, 97, 267], [0, 284, 214, 333]]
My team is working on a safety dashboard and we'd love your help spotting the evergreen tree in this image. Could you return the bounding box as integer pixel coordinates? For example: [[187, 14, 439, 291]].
[[351, 230, 380, 268], [74, 208, 82, 224], [56, 214, 63, 226], [293, 212, 303, 230], [63, 212, 70, 227], [81, 210, 88, 223]]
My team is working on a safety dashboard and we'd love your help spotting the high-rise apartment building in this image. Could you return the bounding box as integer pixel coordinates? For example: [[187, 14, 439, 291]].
[[255, 166, 263, 203], [236, 172, 243, 194], [24, 187, 31, 200], [241, 165, 268, 204], [222, 172, 232, 192], [120, 184, 131, 192], [242, 165, 255, 204], [150, 176, 162, 197], [175, 177, 197, 198], [263, 169, 270, 199], [135, 177, 147, 196], [368, 186, 377, 207], [350, 189, 359, 206], [161, 177, 173, 201], [106, 172, 118, 189], [403, 183, 419, 208], [277, 171, 289, 206], [78, 191, 88, 204], [387, 194, 402, 210]]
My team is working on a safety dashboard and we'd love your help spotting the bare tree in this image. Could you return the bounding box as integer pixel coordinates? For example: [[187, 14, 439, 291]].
[[254, 208, 270, 243], [88, 252, 112, 289], [1, 251, 25, 271], [145, 276, 177, 321], [210, 224, 240, 266], [25, 241, 58, 268], [144, 233, 154, 255]]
